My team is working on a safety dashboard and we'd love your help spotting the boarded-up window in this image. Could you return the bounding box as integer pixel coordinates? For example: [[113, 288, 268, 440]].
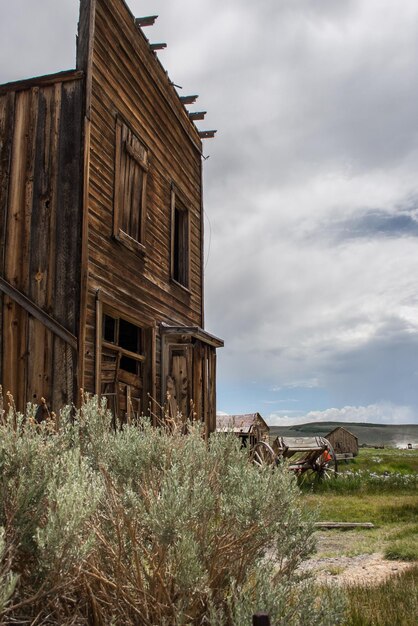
[[113, 119, 148, 253], [171, 187, 190, 288]]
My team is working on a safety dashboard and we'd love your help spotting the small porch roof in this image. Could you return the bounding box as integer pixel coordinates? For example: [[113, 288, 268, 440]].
[[160, 322, 224, 348]]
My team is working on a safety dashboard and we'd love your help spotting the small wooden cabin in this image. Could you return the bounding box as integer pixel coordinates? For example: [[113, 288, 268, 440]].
[[0, 0, 223, 431], [325, 426, 359, 457], [216, 413, 270, 449]]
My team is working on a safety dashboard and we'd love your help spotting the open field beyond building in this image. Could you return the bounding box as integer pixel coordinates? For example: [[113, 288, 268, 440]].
[[302, 447, 418, 625]]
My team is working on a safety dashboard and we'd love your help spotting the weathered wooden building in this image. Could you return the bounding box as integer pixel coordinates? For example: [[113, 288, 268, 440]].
[[0, 0, 222, 431], [325, 426, 359, 457], [216, 413, 270, 449]]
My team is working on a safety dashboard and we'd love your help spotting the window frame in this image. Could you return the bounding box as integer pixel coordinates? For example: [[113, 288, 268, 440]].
[[100, 306, 146, 376], [113, 117, 148, 255], [170, 184, 190, 291], [95, 292, 157, 423]]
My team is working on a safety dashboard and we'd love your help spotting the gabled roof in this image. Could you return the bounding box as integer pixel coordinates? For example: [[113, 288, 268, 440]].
[[216, 413, 269, 434], [326, 426, 358, 441]]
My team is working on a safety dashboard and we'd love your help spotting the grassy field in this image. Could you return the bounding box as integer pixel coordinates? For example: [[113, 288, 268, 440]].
[[304, 448, 418, 624], [346, 446, 418, 473], [269, 421, 418, 447], [305, 448, 418, 558]]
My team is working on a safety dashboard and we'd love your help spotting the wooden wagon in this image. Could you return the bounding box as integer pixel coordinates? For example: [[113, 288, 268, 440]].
[[216, 416, 337, 481], [251, 435, 338, 481]]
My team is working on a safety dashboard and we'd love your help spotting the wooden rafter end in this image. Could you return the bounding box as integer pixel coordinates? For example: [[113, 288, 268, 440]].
[[199, 130, 217, 139]]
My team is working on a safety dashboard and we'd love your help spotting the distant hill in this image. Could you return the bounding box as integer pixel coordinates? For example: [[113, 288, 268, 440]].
[[268, 421, 418, 447]]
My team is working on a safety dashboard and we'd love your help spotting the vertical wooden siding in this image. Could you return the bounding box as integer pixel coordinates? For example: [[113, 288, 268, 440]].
[[0, 77, 83, 410], [83, 0, 205, 394]]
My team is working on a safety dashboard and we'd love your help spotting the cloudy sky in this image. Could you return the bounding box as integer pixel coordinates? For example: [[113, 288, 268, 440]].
[[2, 0, 418, 425]]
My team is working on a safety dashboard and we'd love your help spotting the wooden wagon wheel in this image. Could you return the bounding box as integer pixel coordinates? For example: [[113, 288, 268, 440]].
[[251, 441, 277, 467], [314, 441, 338, 481]]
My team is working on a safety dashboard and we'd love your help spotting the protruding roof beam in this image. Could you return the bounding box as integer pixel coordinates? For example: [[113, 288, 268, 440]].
[[199, 130, 217, 139], [135, 16, 158, 27], [180, 95, 198, 105], [150, 43, 167, 51], [188, 111, 207, 121]]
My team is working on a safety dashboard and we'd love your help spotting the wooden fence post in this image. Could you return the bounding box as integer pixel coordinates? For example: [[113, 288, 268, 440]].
[[252, 613, 271, 626]]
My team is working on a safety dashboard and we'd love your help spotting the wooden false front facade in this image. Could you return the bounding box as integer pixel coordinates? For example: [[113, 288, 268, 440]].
[[0, 0, 223, 431]]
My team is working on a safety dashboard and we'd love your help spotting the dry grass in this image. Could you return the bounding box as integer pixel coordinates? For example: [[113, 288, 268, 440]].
[[345, 565, 418, 626]]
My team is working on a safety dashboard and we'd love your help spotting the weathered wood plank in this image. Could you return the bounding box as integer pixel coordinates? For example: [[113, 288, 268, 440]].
[[76, 0, 96, 76], [210, 349, 217, 434], [78, 112, 92, 393], [3, 90, 32, 403], [314, 522, 375, 529], [0, 92, 16, 387], [54, 80, 84, 404], [27, 85, 58, 403], [55, 80, 84, 335]]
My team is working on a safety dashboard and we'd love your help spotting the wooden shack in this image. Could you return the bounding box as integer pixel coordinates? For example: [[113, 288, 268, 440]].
[[325, 426, 359, 457], [0, 0, 223, 431], [216, 413, 270, 449]]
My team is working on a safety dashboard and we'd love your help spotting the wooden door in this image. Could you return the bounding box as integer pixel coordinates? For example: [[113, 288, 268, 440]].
[[167, 348, 192, 419]]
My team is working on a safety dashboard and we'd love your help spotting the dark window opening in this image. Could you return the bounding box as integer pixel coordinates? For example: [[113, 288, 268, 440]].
[[120, 355, 138, 374], [101, 313, 143, 375], [103, 315, 117, 343], [119, 318, 141, 354], [173, 203, 189, 287]]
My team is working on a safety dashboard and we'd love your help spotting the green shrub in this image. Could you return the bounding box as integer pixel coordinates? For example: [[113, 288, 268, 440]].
[[0, 396, 344, 625], [0, 527, 18, 614]]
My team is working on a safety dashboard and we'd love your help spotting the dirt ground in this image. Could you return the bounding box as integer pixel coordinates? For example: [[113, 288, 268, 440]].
[[300, 531, 415, 586], [301, 550, 414, 586], [303, 531, 413, 586]]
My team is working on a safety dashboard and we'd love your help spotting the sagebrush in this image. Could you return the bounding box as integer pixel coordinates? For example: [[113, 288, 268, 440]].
[[0, 395, 344, 625]]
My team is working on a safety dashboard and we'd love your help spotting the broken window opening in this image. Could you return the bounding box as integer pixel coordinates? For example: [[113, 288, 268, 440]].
[[100, 309, 147, 424]]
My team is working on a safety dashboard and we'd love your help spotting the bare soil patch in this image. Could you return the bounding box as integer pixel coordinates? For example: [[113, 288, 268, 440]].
[[301, 531, 415, 586]]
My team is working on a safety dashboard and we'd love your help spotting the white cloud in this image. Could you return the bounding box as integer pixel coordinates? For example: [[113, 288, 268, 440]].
[[268, 403, 417, 426]]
